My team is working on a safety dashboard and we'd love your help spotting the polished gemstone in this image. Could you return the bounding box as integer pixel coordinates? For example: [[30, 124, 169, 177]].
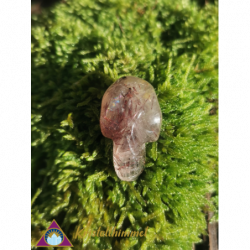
[[100, 76, 162, 181]]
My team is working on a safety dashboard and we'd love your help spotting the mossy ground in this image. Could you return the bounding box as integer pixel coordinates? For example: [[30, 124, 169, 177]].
[[31, 0, 218, 249]]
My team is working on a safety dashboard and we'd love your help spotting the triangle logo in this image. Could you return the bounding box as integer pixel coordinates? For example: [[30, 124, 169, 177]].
[[35, 219, 73, 247]]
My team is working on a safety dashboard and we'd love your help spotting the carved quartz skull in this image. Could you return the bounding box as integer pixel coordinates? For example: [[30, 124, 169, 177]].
[[100, 76, 162, 181]]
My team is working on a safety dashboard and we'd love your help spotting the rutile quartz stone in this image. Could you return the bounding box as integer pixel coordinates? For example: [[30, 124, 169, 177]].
[[100, 76, 162, 181]]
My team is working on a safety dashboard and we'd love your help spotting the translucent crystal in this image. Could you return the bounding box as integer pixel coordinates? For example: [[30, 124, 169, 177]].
[[100, 76, 162, 181]]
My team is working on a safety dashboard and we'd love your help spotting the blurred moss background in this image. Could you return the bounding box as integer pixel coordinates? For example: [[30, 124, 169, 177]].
[[31, 0, 218, 249]]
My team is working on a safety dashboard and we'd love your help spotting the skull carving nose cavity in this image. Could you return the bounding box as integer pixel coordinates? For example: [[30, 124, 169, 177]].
[[100, 76, 162, 181]]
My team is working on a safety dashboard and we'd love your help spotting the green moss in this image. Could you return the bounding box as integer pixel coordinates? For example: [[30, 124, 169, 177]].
[[31, 0, 218, 249]]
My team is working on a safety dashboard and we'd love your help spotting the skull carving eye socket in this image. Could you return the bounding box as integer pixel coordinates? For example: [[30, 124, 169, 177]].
[[100, 76, 162, 181]]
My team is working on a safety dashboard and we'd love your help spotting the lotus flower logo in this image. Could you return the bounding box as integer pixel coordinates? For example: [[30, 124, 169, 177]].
[[45, 228, 64, 246], [35, 219, 73, 247]]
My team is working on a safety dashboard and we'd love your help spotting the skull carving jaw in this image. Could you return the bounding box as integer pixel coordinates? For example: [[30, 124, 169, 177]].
[[100, 76, 162, 181]]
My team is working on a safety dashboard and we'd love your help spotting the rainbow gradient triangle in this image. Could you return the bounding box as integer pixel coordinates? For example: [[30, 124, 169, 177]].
[[35, 220, 73, 247]]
